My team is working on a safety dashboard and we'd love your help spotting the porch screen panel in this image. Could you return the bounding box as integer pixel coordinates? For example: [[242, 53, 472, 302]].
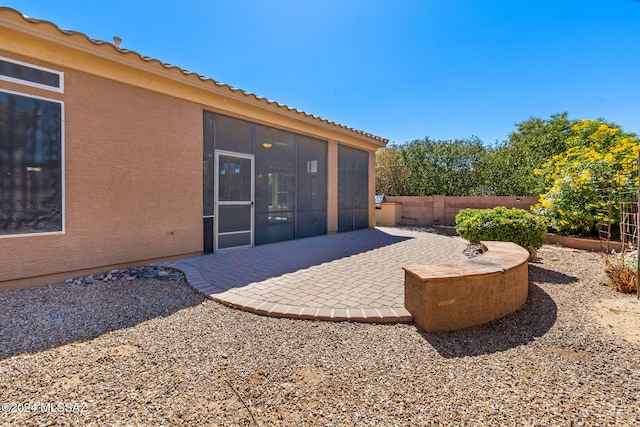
[[296, 136, 327, 238], [218, 205, 252, 233], [203, 111, 215, 216], [202, 111, 216, 252], [255, 125, 296, 245], [215, 114, 254, 154], [338, 145, 369, 232], [218, 232, 251, 249]]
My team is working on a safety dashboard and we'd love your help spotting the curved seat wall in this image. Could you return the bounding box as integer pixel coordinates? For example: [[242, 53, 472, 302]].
[[403, 241, 530, 332]]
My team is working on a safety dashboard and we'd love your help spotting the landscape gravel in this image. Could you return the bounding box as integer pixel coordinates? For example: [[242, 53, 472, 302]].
[[1, 245, 639, 426]]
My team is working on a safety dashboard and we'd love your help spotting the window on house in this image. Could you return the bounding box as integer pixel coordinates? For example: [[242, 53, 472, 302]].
[[0, 90, 64, 236], [0, 56, 64, 92]]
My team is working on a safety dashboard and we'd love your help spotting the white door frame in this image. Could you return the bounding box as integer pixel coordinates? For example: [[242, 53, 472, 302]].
[[214, 150, 255, 251]]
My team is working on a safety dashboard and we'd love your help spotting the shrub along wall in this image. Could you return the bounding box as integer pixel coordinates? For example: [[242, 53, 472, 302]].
[[382, 195, 539, 227]]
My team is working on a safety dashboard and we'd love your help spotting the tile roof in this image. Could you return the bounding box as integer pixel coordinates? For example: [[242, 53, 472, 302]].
[[0, 7, 388, 145]]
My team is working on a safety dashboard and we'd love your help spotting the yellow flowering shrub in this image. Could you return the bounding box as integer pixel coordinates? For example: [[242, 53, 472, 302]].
[[534, 120, 639, 236]]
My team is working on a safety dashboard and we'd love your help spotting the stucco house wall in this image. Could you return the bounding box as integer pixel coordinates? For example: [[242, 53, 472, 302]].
[[0, 7, 386, 290]]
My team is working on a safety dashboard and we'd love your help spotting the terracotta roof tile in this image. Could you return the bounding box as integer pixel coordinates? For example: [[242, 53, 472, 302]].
[[1, 7, 388, 145]]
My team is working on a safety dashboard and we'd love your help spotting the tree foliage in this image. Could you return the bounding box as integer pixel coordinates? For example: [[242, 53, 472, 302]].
[[533, 119, 639, 236], [376, 113, 576, 197], [479, 112, 573, 196], [375, 145, 407, 196], [376, 111, 639, 239], [376, 137, 487, 196]]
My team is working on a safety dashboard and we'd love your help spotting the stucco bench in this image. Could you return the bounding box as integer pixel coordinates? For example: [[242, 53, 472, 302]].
[[403, 241, 530, 332]]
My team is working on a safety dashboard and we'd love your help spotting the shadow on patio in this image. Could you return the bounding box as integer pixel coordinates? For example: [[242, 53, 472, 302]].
[[162, 228, 412, 293]]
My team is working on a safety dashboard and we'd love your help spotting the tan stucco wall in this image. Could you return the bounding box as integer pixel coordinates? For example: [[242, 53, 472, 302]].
[[378, 203, 403, 226], [368, 151, 376, 228], [404, 241, 530, 332], [0, 51, 202, 289], [327, 141, 339, 234], [0, 8, 385, 290]]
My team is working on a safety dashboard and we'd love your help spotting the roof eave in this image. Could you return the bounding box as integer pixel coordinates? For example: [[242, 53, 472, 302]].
[[0, 7, 388, 148]]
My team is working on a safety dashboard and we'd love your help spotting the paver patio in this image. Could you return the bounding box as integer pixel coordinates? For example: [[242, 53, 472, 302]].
[[159, 227, 469, 322]]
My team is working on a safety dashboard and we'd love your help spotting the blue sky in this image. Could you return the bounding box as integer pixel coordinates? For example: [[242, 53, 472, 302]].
[[6, 0, 640, 145]]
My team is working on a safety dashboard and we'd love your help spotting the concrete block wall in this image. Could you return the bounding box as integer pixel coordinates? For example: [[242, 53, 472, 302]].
[[382, 196, 540, 227]]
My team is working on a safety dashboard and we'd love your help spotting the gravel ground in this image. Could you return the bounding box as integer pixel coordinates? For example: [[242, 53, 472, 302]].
[[1, 245, 639, 426]]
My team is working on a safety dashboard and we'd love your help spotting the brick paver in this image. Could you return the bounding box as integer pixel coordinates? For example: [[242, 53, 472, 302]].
[[159, 227, 468, 323]]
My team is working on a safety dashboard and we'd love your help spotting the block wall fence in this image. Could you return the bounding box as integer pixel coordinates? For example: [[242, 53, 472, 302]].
[[382, 195, 540, 227]]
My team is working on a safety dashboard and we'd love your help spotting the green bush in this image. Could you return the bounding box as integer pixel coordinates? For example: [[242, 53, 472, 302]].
[[455, 207, 546, 252]]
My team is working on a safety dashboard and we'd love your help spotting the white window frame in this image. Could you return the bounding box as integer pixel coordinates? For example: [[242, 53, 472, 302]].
[[0, 55, 64, 93], [0, 88, 65, 239]]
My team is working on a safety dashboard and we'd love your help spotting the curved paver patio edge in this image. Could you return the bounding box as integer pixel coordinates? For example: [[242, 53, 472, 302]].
[[157, 228, 469, 323], [154, 263, 413, 323], [209, 291, 413, 323]]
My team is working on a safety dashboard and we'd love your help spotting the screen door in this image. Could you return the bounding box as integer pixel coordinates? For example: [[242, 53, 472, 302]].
[[215, 151, 254, 251]]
